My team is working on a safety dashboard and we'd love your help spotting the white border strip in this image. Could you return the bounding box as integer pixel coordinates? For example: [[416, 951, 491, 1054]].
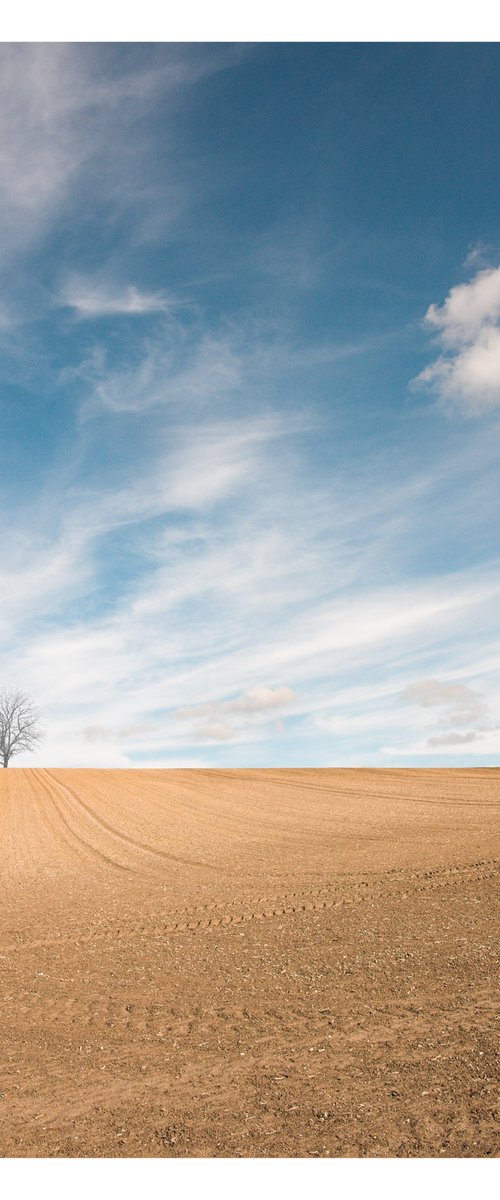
[[1, 3, 500, 44]]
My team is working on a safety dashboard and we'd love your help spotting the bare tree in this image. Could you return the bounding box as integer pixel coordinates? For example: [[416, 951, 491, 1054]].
[[0, 689, 44, 767]]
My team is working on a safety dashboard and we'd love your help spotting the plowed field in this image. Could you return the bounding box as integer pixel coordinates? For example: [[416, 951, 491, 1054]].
[[0, 767, 498, 1157]]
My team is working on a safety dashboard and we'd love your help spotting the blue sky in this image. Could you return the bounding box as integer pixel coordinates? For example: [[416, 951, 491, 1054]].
[[1, 42, 499, 767]]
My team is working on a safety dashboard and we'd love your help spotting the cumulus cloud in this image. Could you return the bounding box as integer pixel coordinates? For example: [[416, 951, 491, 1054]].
[[427, 267, 500, 345], [401, 678, 488, 726], [175, 686, 297, 744], [401, 676, 492, 751], [414, 265, 500, 413], [427, 731, 478, 747]]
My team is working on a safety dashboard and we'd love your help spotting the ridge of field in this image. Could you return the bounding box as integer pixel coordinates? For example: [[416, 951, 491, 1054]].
[[0, 767, 498, 1157]]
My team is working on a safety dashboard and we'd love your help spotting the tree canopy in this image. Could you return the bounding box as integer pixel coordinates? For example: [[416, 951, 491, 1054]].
[[0, 689, 44, 767]]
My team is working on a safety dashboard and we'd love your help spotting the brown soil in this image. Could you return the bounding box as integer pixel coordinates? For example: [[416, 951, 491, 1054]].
[[0, 767, 498, 1158]]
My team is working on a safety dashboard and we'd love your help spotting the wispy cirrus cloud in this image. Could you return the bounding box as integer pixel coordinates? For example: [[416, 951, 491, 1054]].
[[2, 350, 499, 769], [414, 265, 500, 413], [0, 43, 239, 262], [76, 332, 243, 415], [1, 46, 499, 770], [0, 44, 157, 255], [59, 278, 178, 319]]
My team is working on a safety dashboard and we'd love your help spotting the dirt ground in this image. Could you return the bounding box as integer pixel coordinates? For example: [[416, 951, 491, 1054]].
[[0, 766, 498, 1158]]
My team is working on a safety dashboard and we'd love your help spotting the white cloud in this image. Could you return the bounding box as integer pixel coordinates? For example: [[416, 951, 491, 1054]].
[[425, 267, 500, 345], [165, 419, 283, 510], [80, 333, 243, 415], [427, 730, 478, 747], [401, 678, 488, 726], [414, 266, 500, 413], [177, 685, 296, 722], [175, 686, 297, 744], [226, 686, 297, 714], [194, 721, 235, 742], [166, 434, 254, 510], [8, 558, 500, 766], [2, 360, 499, 767], [0, 44, 236, 261], [400, 676, 493, 752], [0, 526, 96, 644], [60, 278, 177, 319], [0, 45, 80, 251], [385, 726, 500, 759], [53, 415, 282, 546]]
